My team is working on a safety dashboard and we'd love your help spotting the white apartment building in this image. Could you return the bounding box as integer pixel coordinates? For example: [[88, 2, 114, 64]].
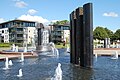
[[63, 30, 70, 43], [0, 28, 9, 43], [41, 29, 49, 45], [27, 27, 37, 44], [0, 19, 38, 44], [50, 24, 70, 43]]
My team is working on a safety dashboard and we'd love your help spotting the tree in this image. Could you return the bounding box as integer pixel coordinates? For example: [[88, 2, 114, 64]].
[[104, 27, 114, 40], [113, 29, 120, 40], [53, 20, 69, 25], [93, 26, 108, 40]]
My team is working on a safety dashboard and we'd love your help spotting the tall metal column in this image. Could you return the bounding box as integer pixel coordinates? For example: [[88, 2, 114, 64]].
[[70, 11, 76, 64], [70, 13, 73, 63], [82, 3, 93, 68], [70, 3, 93, 68], [75, 7, 83, 65], [38, 28, 42, 46]]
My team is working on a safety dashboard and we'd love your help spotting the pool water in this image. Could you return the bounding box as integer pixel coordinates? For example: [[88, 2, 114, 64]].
[[0, 48, 120, 80]]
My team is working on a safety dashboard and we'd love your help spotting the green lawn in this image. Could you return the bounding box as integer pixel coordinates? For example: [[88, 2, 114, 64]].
[[55, 43, 70, 49], [0, 54, 6, 58]]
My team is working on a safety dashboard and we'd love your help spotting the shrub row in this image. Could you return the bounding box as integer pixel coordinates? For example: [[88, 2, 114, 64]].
[[0, 43, 10, 47], [0, 43, 32, 47]]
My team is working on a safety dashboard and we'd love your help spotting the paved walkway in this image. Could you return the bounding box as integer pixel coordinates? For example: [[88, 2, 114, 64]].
[[0, 47, 38, 60], [94, 48, 120, 56], [0, 47, 25, 51], [0, 47, 120, 60]]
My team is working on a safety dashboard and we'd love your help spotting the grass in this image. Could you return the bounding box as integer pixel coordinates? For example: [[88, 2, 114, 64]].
[[0, 54, 6, 58], [55, 43, 70, 49]]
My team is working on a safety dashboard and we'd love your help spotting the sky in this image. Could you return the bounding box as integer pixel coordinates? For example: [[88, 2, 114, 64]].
[[0, 0, 120, 32]]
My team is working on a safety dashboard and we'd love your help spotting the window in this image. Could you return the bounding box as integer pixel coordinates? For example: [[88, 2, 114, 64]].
[[5, 35, 8, 39], [5, 30, 7, 33], [2, 30, 4, 33]]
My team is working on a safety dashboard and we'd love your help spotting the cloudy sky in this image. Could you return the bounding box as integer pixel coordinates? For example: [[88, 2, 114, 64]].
[[0, 0, 120, 31]]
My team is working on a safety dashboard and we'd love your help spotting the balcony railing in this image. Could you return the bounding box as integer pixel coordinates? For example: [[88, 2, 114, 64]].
[[52, 38, 62, 40], [17, 37, 23, 40], [16, 31, 24, 34]]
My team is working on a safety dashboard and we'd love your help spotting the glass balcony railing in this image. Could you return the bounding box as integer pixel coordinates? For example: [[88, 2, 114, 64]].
[[17, 37, 23, 40], [16, 31, 24, 34]]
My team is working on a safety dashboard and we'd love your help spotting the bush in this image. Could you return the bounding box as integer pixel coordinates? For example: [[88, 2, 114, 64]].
[[0, 43, 24, 47], [0, 43, 10, 47], [56, 42, 61, 45]]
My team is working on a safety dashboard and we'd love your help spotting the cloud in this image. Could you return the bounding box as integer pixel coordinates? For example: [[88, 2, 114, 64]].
[[27, 9, 38, 15], [15, 0, 27, 8], [51, 20, 58, 23], [103, 12, 118, 17], [0, 18, 5, 23], [18, 14, 49, 24], [49, 20, 59, 24]]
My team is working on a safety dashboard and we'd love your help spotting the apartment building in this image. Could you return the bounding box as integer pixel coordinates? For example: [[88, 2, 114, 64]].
[[0, 28, 9, 43], [0, 19, 37, 44], [50, 24, 70, 43], [41, 29, 49, 45]]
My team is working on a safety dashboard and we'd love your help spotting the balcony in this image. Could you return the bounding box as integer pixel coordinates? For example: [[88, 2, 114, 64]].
[[16, 37, 23, 40], [16, 31, 24, 34], [52, 37, 62, 40]]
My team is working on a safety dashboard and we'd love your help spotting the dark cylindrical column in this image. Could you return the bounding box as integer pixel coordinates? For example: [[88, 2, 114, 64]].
[[70, 11, 77, 64], [70, 13, 73, 63], [70, 3, 93, 68], [38, 28, 42, 46], [75, 7, 83, 64], [82, 3, 93, 68], [104, 38, 107, 48]]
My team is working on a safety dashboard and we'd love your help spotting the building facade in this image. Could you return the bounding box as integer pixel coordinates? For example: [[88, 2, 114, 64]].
[[41, 29, 49, 45], [50, 24, 70, 43], [0, 19, 37, 45], [0, 28, 9, 43]]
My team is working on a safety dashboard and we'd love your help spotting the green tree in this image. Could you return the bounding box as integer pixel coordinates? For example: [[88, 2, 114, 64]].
[[113, 29, 120, 40], [93, 26, 108, 40], [104, 27, 114, 39], [53, 20, 69, 25]]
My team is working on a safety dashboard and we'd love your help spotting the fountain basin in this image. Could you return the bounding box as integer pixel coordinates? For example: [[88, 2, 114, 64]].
[[94, 48, 120, 56], [0, 51, 38, 60], [0, 48, 120, 80], [36, 45, 53, 53]]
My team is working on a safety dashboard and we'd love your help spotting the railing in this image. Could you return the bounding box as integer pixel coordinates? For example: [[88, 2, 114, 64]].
[[16, 31, 24, 34], [16, 37, 23, 40]]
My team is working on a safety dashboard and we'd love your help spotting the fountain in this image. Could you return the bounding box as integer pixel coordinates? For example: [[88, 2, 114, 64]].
[[54, 48, 59, 57], [20, 53, 24, 62], [111, 51, 118, 59], [49, 42, 59, 56], [15, 46, 18, 52], [24, 47, 27, 52], [39, 46, 49, 52], [36, 29, 51, 52], [51, 63, 62, 80], [94, 53, 98, 62], [39, 42, 59, 57], [12, 44, 16, 52], [17, 69, 23, 77], [9, 60, 13, 66], [0, 48, 120, 80], [3, 57, 9, 70], [66, 45, 70, 53], [95, 53, 98, 58]]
